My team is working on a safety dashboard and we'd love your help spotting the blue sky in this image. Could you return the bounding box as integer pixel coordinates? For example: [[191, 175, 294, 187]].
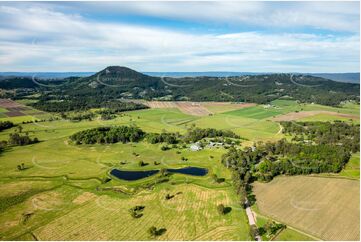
[[0, 1, 359, 72]]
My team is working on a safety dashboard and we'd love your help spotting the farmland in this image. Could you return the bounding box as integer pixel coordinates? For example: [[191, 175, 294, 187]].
[[253, 176, 360, 241], [0, 98, 359, 241], [140, 101, 256, 116], [0, 99, 50, 123]]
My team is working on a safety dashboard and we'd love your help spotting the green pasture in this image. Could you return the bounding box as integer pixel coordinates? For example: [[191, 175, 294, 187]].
[[275, 228, 314, 241], [339, 153, 360, 179], [224, 106, 283, 119], [0, 99, 359, 241]]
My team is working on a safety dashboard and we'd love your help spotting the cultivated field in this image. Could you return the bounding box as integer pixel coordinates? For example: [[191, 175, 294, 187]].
[[0, 179, 250, 240], [253, 176, 360, 241], [0, 98, 49, 122], [142, 101, 255, 116], [31, 184, 249, 240]]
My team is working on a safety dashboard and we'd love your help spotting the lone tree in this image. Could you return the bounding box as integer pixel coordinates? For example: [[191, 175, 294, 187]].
[[217, 204, 225, 215], [129, 205, 145, 218], [148, 226, 166, 238], [17, 163, 26, 171], [159, 168, 168, 177], [165, 193, 174, 200]]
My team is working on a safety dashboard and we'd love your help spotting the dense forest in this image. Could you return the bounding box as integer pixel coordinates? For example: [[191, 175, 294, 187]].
[[1, 66, 359, 107], [183, 127, 240, 143], [221, 121, 359, 205], [69, 126, 145, 144], [281, 121, 360, 152], [31, 97, 148, 113]]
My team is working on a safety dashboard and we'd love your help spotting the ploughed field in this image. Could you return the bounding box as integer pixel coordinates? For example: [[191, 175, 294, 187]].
[[253, 176, 360, 241], [0, 99, 359, 240], [0, 99, 49, 120]]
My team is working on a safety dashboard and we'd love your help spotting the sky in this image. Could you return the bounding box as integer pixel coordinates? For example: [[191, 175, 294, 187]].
[[0, 1, 359, 72]]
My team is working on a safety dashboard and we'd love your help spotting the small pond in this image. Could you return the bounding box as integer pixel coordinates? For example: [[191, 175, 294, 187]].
[[110, 166, 208, 181]]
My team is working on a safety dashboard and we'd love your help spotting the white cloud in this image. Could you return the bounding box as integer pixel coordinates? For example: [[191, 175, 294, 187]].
[[79, 1, 360, 33], [0, 4, 359, 72]]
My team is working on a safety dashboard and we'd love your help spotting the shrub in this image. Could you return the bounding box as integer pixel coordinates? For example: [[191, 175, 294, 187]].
[[217, 204, 225, 215], [129, 205, 145, 218]]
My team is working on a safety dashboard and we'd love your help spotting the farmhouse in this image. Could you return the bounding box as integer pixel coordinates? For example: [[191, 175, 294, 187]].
[[190, 142, 202, 151], [208, 141, 223, 148]]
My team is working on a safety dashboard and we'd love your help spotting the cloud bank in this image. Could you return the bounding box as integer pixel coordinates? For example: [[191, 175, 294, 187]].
[[0, 2, 359, 72]]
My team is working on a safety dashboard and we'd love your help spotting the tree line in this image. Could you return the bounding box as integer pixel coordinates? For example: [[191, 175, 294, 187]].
[[0, 121, 14, 131], [0, 129, 39, 154], [183, 126, 240, 143], [31, 97, 148, 113]]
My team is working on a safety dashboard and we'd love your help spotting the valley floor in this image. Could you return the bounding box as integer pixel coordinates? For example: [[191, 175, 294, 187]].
[[0, 99, 359, 240]]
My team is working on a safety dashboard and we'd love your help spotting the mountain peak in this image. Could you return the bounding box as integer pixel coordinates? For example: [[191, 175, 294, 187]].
[[96, 66, 148, 79]]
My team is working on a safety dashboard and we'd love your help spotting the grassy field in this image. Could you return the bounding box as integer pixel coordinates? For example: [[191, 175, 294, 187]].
[[299, 113, 360, 123], [253, 213, 314, 241], [0, 104, 251, 240], [0, 99, 359, 240], [339, 153, 360, 179], [0, 181, 250, 240], [33, 184, 249, 240], [224, 106, 284, 119], [274, 228, 315, 241], [253, 176, 360, 241]]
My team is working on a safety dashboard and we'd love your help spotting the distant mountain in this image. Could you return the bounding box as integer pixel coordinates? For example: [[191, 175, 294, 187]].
[[0, 66, 359, 106], [0, 72, 94, 79], [307, 73, 360, 84], [0, 71, 359, 83], [90, 66, 150, 80], [62, 66, 166, 99], [143, 72, 269, 78]]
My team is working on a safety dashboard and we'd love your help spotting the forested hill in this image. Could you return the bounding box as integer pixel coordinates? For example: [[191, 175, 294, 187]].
[[1, 66, 359, 106]]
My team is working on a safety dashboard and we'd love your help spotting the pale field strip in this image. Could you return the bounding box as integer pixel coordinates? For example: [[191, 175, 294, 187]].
[[272, 110, 359, 121], [143, 101, 256, 116]]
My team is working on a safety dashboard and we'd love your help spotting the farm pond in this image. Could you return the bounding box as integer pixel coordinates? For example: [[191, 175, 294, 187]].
[[110, 166, 208, 181]]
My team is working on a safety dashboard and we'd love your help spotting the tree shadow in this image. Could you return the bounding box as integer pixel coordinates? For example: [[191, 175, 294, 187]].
[[224, 206, 232, 214], [156, 228, 167, 236]]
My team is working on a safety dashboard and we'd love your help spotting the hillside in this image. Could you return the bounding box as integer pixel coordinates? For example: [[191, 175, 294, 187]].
[[309, 73, 360, 84], [0, 66, 359, 106]]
